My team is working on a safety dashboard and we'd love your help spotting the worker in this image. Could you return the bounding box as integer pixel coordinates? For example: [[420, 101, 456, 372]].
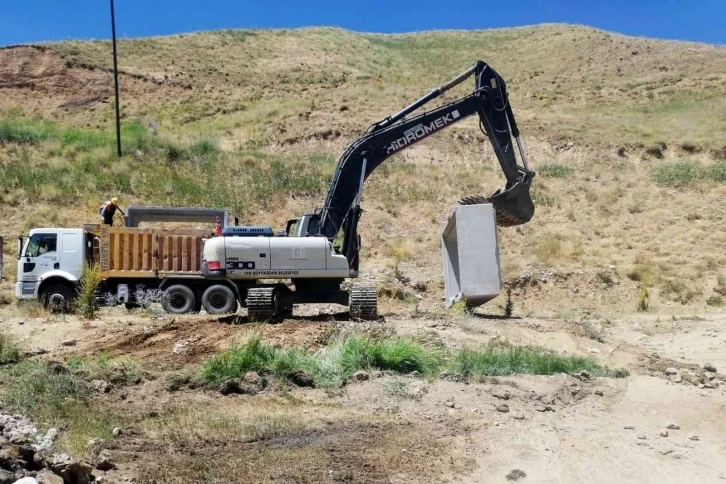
[[99, 197, 125, 226], [214, 216, 222, 237]]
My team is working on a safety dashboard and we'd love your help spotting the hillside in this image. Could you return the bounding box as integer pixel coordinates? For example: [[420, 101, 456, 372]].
[[1, 24, 726, 484], [1, 24, 726, 313]]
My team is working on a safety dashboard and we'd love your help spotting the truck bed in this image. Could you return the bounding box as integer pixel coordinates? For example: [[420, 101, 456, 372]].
[[88, 225, 210, 278]]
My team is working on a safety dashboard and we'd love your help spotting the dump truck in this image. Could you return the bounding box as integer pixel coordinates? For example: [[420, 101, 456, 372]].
[[9, 206, 253, 314], [13, 224, 215, 313]]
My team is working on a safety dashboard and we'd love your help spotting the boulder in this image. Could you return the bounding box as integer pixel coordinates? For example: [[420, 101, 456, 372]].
[[94, 449, 115, 471], [36, 469, 64, 484], [352, 371, 370, 382], [288, 370, 314, 388]]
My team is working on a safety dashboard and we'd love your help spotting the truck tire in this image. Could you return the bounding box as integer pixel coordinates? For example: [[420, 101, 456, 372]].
[[202, 285, 238, 315], [349, 286, 378, 321], [42, 285, 74, 313], [161, 285, 196, 315]]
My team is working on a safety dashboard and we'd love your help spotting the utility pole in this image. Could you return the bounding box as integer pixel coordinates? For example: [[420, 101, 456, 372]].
[[110, 0, 122, 157]]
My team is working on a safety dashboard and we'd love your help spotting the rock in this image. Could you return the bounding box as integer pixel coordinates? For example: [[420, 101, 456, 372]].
[[95, 449, 115, 471], [492, 390, 510, 400], [659, 430, 669, 437], [589, 348, 600, 354], [36, 469, 64, 484], [660, 449, 674, 456], [637, 434, 647, 440], [505, 469, 527, 481], [541, 395, 556, 405], [61, 339, 77, 347], [705, 372, 717, 380], [444, 400, 456, 408], [0, 445, 22, 463], [111, 427, 123, 438], [87, 438, 105, 455], [352, 370, 370, 382], [578, 370, 591, 380], [674, 376, 683, 383], [624, 425, 635, 430], [595, 390, 604, 396], [689, 435, 700, 441], [666, 423, 680, 430], [243, 371, 261, 384], [496, 404, 510, 413], [217, 379, 258, 395], [0, 469, 16, 484], [409, 370, 421, 378], [512, 413, 525, 420], [90, 380, 111, 394], [703, 363, 717, 373], [534, 404, 547, 412], [9, 477, 37, 484], [288, 370, 314, 388], [46, 361, 69, 375], [438, 371, 452, 380], [665, 368, 678, 376]]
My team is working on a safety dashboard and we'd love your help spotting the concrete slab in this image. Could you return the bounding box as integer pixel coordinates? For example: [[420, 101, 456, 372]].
[[441, 203, 501, 308]]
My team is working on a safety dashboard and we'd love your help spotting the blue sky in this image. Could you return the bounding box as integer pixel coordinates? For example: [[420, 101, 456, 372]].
[[1, 0, 724, 46]]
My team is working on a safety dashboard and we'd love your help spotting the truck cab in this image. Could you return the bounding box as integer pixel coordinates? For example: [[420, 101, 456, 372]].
[[15, 228, 86, 308]]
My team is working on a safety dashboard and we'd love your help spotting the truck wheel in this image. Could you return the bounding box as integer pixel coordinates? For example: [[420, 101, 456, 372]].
[[161, 285, 196, 314], [349, 286, 378, 321], [42, 285, 74, 313], [202, 285, 238, 315]]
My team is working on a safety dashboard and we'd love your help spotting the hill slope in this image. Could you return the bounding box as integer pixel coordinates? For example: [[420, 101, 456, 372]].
[[1, 24, 726, 313]]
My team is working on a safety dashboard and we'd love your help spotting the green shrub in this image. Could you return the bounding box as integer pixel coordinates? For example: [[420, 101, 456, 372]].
[[651, 161, 726, 188], [538, 163, 574, 178], [73, 263, 101, 318], [651, 162, 699, 187], [707, 295, 724, 307], [0, 333, 22, 365]]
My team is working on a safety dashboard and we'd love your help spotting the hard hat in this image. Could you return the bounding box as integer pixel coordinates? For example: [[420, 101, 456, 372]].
[[112, 197, 119, 205]]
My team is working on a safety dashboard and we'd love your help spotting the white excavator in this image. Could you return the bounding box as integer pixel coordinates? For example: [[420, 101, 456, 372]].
[[201, 60, 535, 321]]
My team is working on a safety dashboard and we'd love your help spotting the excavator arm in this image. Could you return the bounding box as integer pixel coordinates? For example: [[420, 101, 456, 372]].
[[309, 60, 535, 268]]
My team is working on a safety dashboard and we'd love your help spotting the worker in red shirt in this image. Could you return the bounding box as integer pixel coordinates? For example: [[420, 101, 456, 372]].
[[214, 216, 223, 236]]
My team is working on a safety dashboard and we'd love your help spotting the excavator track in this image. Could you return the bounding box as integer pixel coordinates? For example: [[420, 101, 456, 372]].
[[349, 286, 378, 321], [246, 287, 275, 322]]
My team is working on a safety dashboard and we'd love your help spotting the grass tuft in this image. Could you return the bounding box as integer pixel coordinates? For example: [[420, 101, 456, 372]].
[[203, 335, 622, 388], [449, 345, 607, 378], [538, 163, 574, 178], [0, 332, 23, 365]]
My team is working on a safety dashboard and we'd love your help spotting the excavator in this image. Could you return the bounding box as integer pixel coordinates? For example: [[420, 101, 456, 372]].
[[201, 60, 535, 321]]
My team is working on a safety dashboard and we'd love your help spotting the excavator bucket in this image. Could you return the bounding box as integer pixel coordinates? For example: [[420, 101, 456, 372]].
[[459, 177, 534, 227]]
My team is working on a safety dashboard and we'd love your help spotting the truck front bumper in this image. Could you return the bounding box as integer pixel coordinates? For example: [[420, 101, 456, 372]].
[[15, 281, 38, 299]]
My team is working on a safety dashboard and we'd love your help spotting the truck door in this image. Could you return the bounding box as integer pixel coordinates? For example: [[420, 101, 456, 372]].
[[20, 232, 59, 283], [60, 232, 83, 280]]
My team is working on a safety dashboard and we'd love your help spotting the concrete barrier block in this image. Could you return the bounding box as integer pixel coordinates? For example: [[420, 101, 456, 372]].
[[441, 203, 501, 308]]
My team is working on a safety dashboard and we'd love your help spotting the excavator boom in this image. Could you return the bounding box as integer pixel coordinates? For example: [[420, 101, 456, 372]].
[[315, 60, 535, 247]]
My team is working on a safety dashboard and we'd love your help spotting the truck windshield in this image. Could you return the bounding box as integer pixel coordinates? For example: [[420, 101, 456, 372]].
[[25, 233, 57, 258]]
